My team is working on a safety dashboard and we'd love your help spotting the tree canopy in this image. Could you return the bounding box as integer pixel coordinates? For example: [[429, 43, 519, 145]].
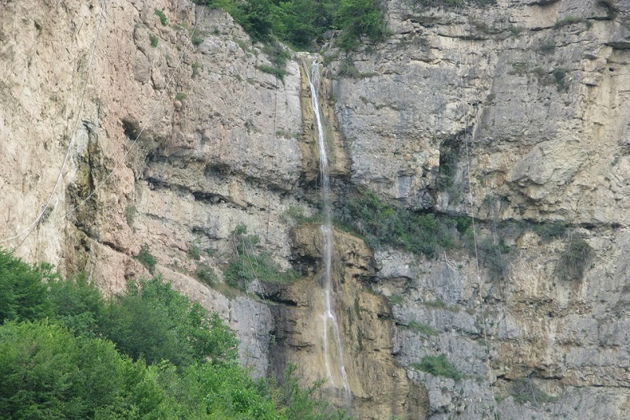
[[0, 249, 346, 419]]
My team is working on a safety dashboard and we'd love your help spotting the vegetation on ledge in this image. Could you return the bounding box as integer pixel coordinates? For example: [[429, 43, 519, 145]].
[[416, 0, 496, 7], [224, 224, 299, 290], [335, 188, 456, 258], [411, 354, 462, 380], [193, 0, 386, 51]]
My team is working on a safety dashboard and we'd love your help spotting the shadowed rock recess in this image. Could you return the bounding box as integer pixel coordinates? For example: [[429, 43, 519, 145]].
[[1, 0, 628, 418]]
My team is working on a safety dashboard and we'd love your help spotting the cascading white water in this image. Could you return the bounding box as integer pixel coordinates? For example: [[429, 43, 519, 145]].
[[304, 60, 352, 405]]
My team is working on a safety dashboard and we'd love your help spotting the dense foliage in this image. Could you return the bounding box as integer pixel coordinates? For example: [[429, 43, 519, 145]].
[[0, 321, 173, 418], [193, 0, 386, 50], [0, 249, 345, 419]]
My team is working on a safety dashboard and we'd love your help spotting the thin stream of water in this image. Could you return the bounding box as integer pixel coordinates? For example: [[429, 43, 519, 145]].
[[304, 60, 351, 405]]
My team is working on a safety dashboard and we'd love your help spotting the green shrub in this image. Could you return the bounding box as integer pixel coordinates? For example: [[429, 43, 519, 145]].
[[510, 378, 558, 405], [191, 61, 202, 78], [337, 59, 361, 78], [334, 0, 387, 51], [271, 0, 330, 49], [188, 244, 201, 260], [135, 245, 157, 274], [0, 250, 55, 323], [476, 237, 509, 279], [224, 225, 298, 290], [260, 40, 291, 80], [271, 364, 349, 419], [154, 8, 168, 26], [194, 0, 386, 51], [191, 33, 204, 46], [533, 221, 566, 239], [149, 33, 159, 47], [454, 215, 472, 234], [195, 263, 218, 286], [282, 205, 321, 225], [537, 39, 556, 54], [436, 132, 464, 198], [335, 189, 454, 257], [407, 321, 438, 336], [0, 321, 174, 419], [258, 64, 288, 79], [175, 92, 188, 101], [125, 205, 136, 226], [100, 277, 238, 367], [552, 68, 569, 91], [47, 274, 106, 336], [416, 0, 496, 7], [411, 354, 462, 380], [555, 238, 592, 281]]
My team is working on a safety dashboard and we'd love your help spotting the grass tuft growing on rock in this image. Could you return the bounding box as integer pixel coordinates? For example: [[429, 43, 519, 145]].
[[554, 16, 586, 28], [282, 205, 321, 225], [387, 294, 404, 305], [154, 9, 168, 26], [125, 205, 136, 226], [407, 321, 439, 336], [412, 354, 462, 380]]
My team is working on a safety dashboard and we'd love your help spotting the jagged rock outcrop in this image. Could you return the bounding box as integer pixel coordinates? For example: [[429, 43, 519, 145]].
[[1, 0, 628, 418]]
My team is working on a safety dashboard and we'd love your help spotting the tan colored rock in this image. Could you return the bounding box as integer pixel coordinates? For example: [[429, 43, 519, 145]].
[[272, 224, 427, 419]]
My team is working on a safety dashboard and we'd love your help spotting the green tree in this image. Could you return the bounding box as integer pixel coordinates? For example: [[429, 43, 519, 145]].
[[271, 0, 332, 49], [0, 250, 54, 323], [47, 273, 106, 336], [334, 0, 386, 50], [100, 277, 238, 367], [0, 321, 174, 419]]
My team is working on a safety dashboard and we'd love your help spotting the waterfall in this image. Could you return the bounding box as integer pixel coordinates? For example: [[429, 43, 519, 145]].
[[304, 60, 352, 406]]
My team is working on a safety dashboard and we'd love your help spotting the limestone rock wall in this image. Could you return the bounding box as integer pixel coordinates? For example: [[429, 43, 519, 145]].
[[327, 0, 629, 418], [1, 0, 628, 418]]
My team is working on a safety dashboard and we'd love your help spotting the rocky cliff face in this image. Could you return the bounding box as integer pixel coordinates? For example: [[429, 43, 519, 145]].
[[1, 0, 628, 418]]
